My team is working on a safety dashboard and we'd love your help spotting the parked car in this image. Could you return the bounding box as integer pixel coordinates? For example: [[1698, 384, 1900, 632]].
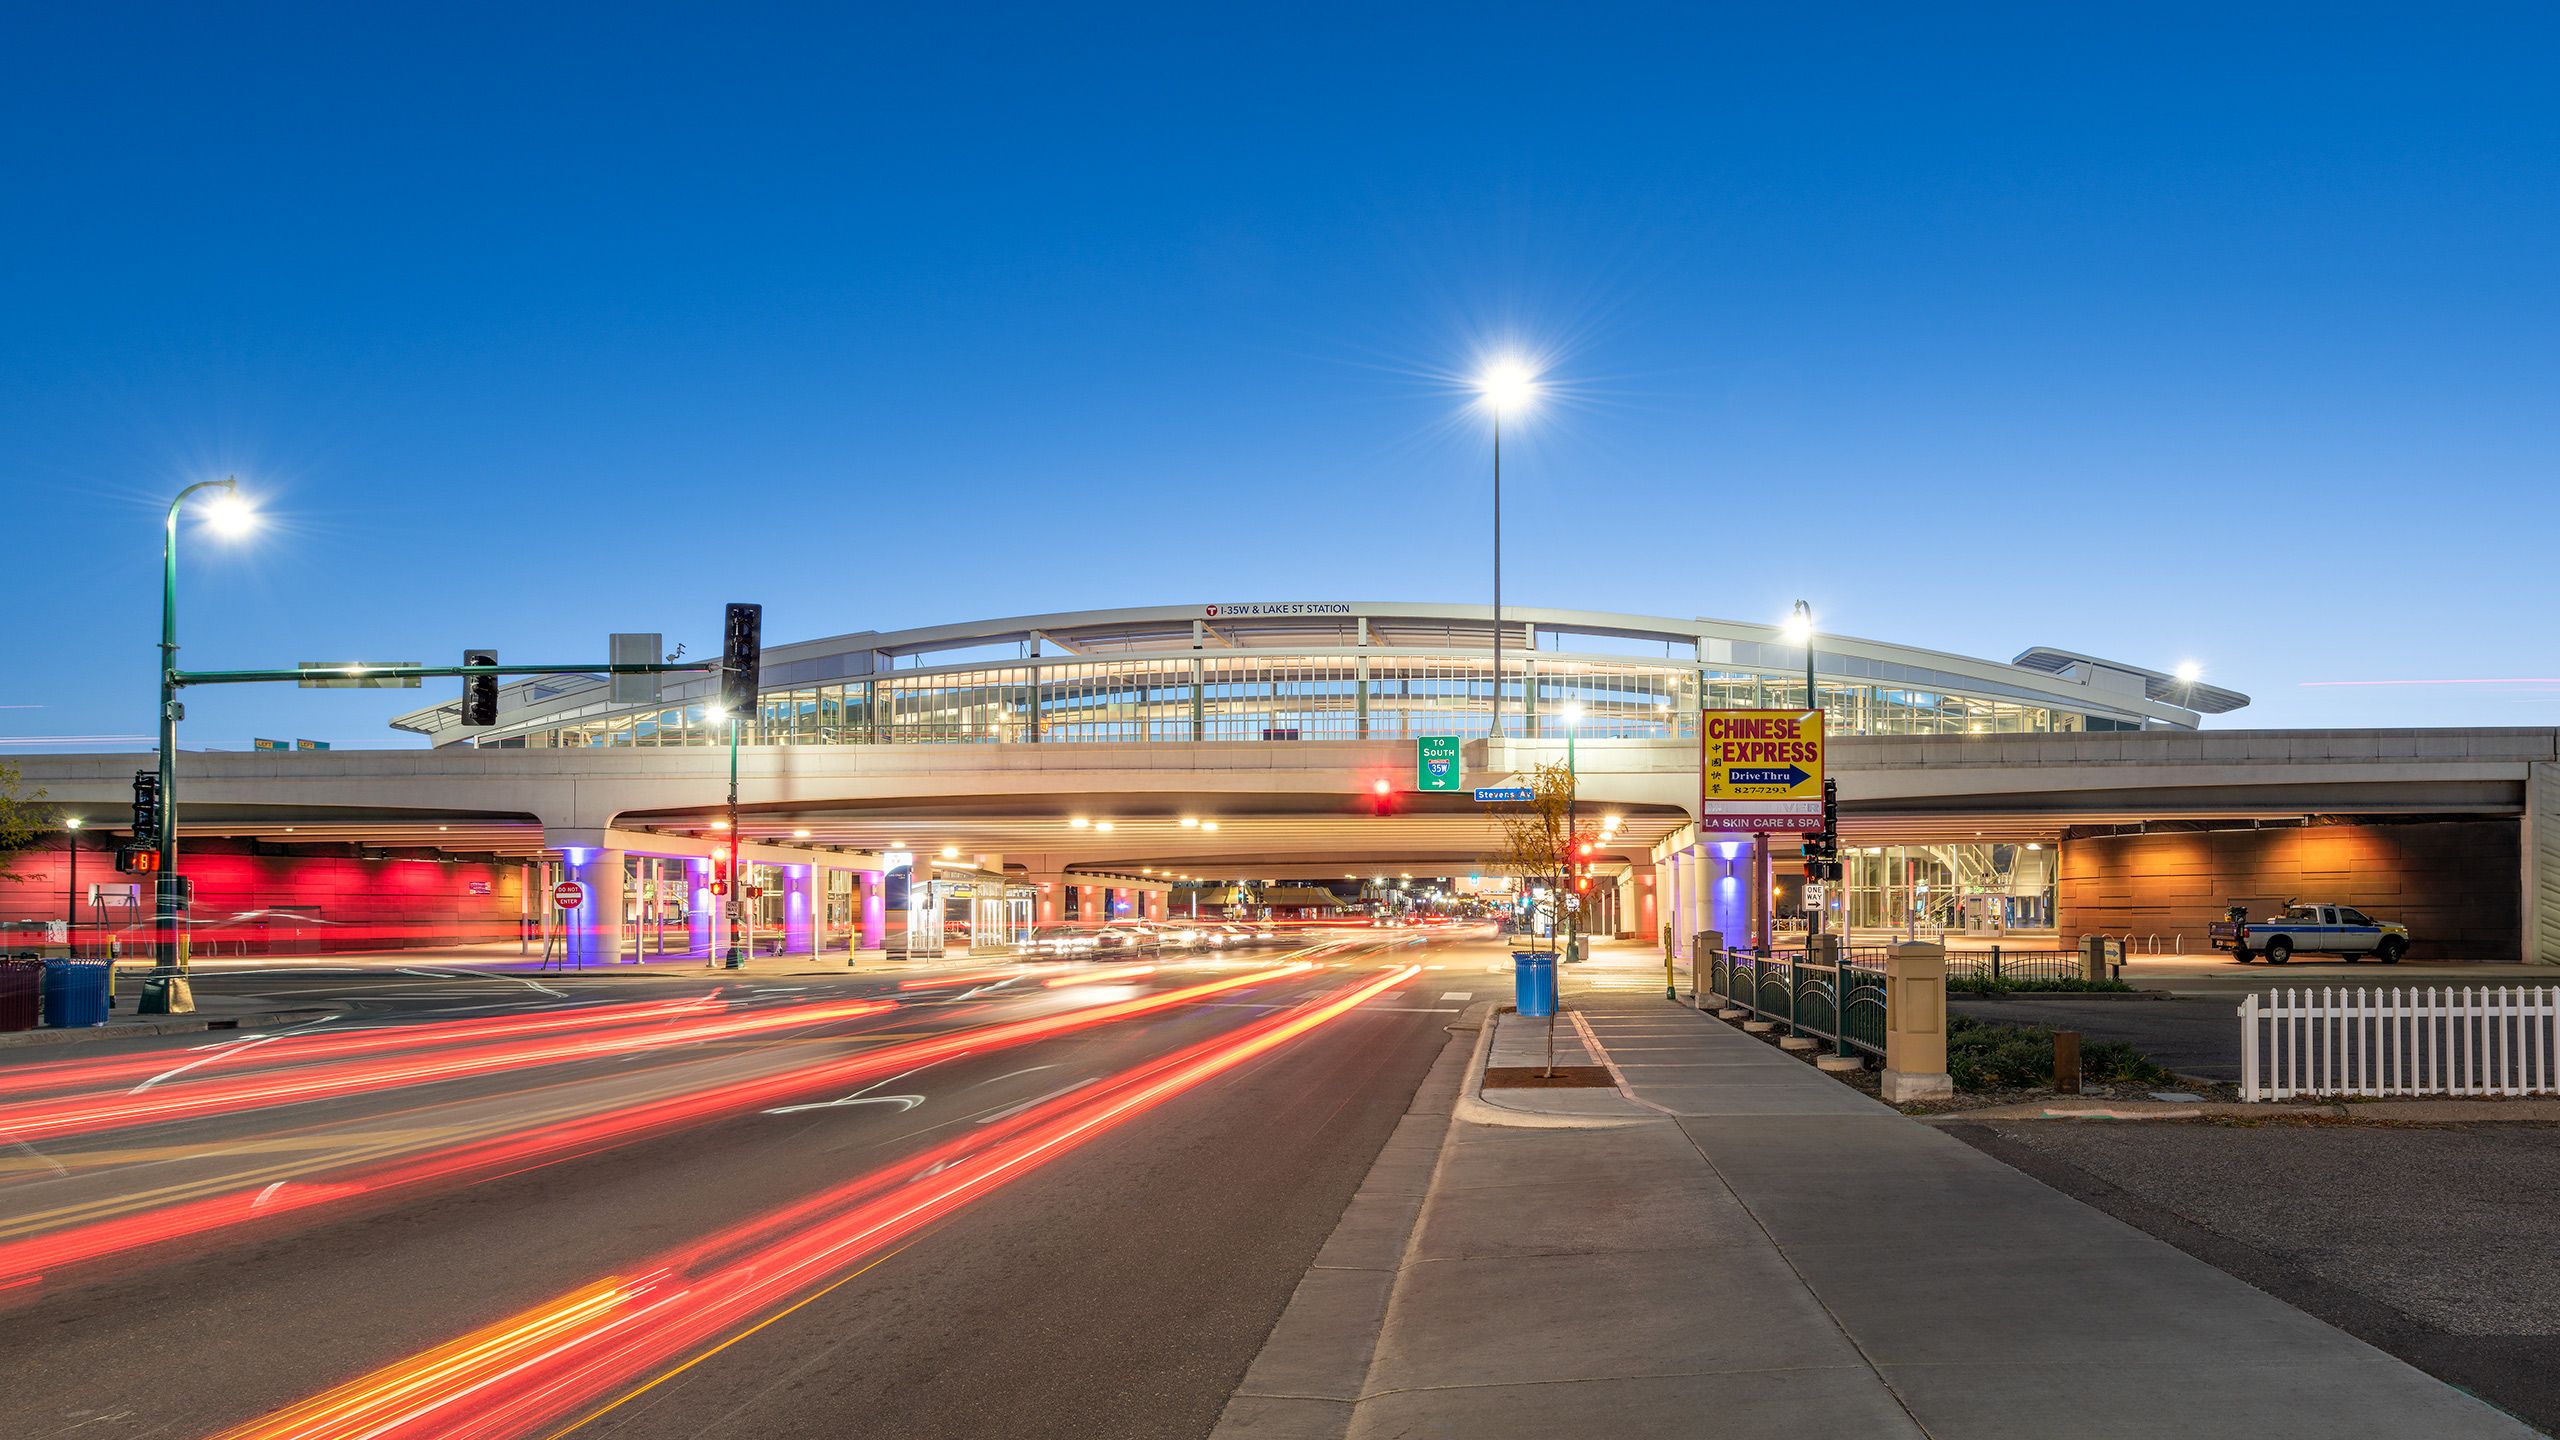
[[2209, 903, 2410, 965]]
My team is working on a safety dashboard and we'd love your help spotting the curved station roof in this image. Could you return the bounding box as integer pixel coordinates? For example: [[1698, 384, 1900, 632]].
[[392, 602, 2247, 750]]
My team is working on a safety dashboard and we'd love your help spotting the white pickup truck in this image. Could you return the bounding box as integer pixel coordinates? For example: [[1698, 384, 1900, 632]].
[[2209, 903, 2410, 965]]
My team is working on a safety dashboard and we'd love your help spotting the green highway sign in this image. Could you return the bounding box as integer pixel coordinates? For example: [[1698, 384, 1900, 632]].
[[1416, 735, 1462, 792]]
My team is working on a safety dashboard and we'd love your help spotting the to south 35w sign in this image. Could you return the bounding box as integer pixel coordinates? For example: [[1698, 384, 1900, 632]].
[[1699, 709, 1824, 832]]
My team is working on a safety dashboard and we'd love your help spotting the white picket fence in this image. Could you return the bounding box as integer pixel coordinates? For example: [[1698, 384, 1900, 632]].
[[2240, 988, 2560, 1101]]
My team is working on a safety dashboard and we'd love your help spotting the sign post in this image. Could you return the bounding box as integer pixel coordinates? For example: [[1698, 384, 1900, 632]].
[[1415, 736, 1462, 793]]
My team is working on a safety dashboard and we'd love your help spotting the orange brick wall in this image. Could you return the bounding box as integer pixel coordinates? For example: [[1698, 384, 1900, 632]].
[[2057, 821, 2521, 962]]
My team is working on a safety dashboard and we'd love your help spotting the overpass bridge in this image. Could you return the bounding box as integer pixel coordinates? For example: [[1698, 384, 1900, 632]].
[[12, 726, 2555, 963]]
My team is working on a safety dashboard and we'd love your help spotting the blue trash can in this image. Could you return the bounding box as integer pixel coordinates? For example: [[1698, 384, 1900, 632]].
[[1512, 950, 1557, 1019], [41, 960, 112, 1029]]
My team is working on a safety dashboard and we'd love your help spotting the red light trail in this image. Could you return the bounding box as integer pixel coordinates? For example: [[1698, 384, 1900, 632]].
[[0, 961, 1323, 1298], [0, 997, 899, 1145], [0, 996, 732, 1101], [210, 964, 1419, 1440]]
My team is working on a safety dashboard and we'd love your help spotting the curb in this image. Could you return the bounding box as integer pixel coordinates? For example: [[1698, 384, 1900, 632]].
[[0, 1006, 340, 1050], [1207, 1001, 1488, 1439], [1919, 1096, 2560, 1124], [1951, 989, 2172, 1002], [1451, 1004, 1653, 1130]]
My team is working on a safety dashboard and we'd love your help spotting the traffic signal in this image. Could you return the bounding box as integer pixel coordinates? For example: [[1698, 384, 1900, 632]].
[[115, 843, 159, 873], [1366, 776, 1397, 816], [129, 770, 162, 846], [721, 603, 764, 715], [461, 649, 498, 727]]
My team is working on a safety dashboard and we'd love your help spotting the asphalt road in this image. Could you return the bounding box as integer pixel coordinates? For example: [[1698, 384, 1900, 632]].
[[0, 936, 1469, 1439]]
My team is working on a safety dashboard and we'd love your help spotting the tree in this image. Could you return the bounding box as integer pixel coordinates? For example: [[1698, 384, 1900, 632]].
[[0, 761, 57, 883], [1487, 762, 1602, 1077], [1489, 761, 1577, 948]]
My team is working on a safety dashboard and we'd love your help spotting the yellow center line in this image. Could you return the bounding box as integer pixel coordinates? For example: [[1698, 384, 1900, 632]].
[[536, 1243, 917, 1440]]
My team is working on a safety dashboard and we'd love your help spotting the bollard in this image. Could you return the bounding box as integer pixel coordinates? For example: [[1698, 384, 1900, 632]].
[[1990, 944, 2002, 983], [2054, 1030, 2082, 1094]]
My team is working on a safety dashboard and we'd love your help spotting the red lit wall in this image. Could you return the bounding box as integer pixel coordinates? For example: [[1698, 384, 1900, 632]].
[[1, 838, 528, 954]]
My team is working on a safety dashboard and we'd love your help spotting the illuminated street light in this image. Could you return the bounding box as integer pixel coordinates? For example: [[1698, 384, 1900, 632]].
[[202, 490, 257, 538], [144, 475, 255, 1016], [1094, 821, 1114, 832], [1201, 821, 1219, 832], [940, 845, 961, 860], [792, 828, 811, 839], [1179, 816, 1199, 828]]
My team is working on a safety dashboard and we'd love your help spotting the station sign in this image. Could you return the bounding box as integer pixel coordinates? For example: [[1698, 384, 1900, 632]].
[[1699, 709, 1825, 833], [1415, 736, 1462, 792], [552, 880, 588, 911]]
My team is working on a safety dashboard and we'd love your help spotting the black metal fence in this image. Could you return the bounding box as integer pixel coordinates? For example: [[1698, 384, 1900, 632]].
[[1699, 944, 1887, 1061]]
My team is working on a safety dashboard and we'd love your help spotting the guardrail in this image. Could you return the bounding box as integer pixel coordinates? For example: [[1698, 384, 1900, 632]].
[[1701, 946, 1887, 1061], [2241, 987, 2560, 1101]]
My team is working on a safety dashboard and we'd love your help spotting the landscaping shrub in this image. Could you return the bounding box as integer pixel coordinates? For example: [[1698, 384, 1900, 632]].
[[1944, 1014, 2172, 1091], [1947, 974, 2135, 996]]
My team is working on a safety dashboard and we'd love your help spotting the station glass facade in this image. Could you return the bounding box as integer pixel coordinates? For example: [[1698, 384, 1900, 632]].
[[486, 658, 2126, 750]]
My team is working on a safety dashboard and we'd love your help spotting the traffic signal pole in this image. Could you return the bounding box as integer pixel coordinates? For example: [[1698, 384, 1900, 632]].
[[724, 714, 744, 969]]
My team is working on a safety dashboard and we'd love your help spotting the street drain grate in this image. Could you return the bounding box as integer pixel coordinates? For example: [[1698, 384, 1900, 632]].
[[1483, 1066, 1616, 1089]]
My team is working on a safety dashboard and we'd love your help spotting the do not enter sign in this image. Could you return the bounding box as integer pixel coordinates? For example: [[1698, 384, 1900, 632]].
[[552, 880, 588, 910]]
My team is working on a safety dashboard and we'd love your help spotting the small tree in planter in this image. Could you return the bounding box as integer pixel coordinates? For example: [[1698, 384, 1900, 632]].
[[1488, 762, 1599, 1074]]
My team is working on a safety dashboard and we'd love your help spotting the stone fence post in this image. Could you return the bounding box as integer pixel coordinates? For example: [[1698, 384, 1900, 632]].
[[1882, 939, 1953, 1103]]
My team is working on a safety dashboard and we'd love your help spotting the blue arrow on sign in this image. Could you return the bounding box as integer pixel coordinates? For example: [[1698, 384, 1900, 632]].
[[1728, 765, 1811, 787]]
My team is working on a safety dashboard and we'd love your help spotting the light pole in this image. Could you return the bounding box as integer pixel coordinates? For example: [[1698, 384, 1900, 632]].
[[1562, 701, 1583, 962], [144, 477, 254, 1015], [1779, 601, 1818, 949], [1475, 361, 1537, 740], [63, 816, 82, 960]]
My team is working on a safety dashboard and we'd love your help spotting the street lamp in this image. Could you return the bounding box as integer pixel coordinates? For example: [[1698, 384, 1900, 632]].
[[1562, 701, 1584, 962], [1475, 359, 1538, 739], [1782, 601, 1816, 713], [63, 816, 82, 961], [145, 476, 254, 1015]]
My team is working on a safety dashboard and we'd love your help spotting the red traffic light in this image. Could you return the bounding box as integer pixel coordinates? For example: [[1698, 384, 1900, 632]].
[[1577, 841, 1594, 857], [1372, 779, 1391, 796], [709, 879, 728, 897]]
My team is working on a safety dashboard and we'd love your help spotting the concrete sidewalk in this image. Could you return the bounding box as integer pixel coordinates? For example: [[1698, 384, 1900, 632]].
[[1217, 947, 2541, 1438]]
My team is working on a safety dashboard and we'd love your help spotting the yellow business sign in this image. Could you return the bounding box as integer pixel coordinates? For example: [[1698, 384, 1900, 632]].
[[1698, 709, 1825, 832]]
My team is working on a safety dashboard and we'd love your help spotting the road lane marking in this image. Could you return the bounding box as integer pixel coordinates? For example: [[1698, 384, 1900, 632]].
[[1438, 991, 1474, 1000]]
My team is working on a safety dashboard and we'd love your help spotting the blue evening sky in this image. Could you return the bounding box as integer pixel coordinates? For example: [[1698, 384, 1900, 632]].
[[4, 3, 2553, 747]]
